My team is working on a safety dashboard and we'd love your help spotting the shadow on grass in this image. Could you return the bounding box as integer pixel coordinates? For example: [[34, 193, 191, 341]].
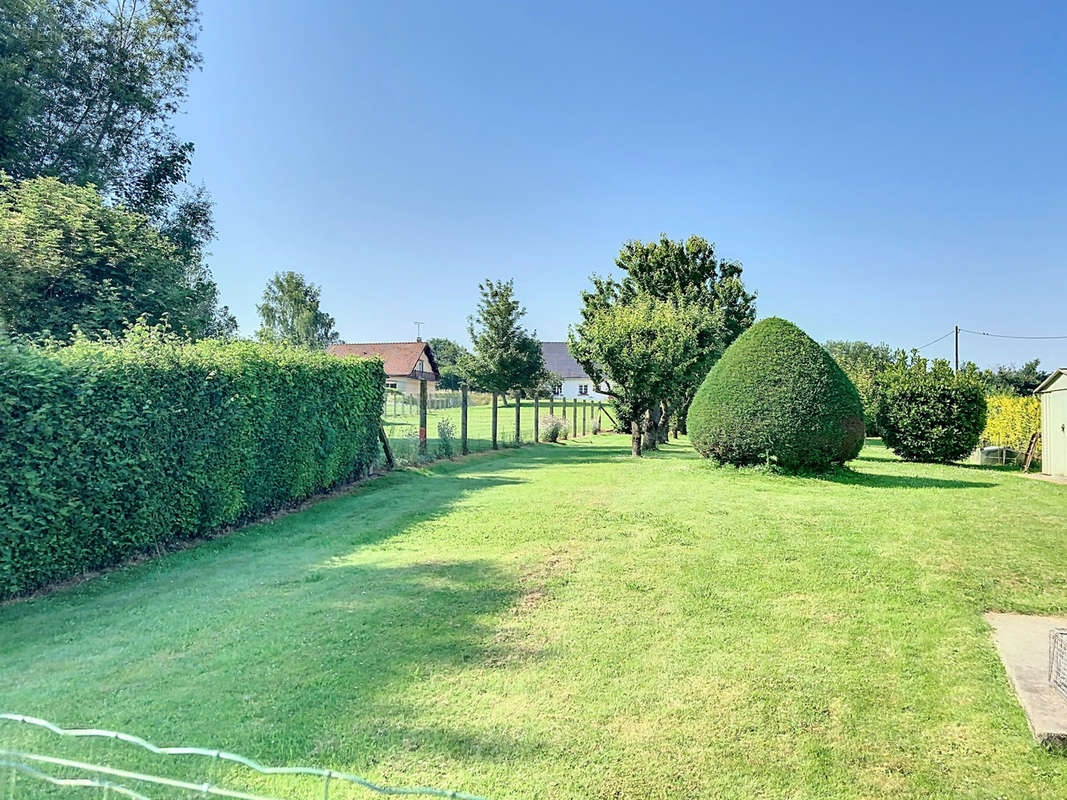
[[817, 468, 997, 489]]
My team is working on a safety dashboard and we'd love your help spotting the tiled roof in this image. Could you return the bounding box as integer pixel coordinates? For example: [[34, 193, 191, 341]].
[[327, 341, 440, 380], [540, 341, 589, 379]]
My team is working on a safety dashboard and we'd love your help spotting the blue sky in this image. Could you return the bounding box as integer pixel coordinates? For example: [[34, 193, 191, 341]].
[[177, 0, 1066, 368]]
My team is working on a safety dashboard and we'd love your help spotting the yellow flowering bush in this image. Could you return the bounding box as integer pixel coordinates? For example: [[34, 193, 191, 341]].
[[982, 394, 1041, 458]]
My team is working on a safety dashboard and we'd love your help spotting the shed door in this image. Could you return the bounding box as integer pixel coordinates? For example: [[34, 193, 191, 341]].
[[1048, 391, 1067, 477]]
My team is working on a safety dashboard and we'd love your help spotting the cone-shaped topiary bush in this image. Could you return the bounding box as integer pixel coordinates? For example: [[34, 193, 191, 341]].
[[687, 317, 865, 469]]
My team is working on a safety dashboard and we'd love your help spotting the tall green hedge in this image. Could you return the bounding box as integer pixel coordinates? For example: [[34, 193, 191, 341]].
[[687, 317, 865, 470], [0, 330, 385, 598]]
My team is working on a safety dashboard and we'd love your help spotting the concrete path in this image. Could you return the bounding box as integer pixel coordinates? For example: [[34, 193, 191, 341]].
[[986, 612, 1067, 746]]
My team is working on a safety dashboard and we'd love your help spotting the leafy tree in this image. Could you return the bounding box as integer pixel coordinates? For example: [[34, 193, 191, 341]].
[[569, 293, 710, 456], [976, 359, 1050, 396], [876, 355, 987, 463], [0, 0, 202, 210], [255, 271, 339, 349], [575, 234, 755, 443], [823, 340, 903, 435], [0, 174, 231, 338], [427, 337, 470, 390], [463, 279, 546, 449]]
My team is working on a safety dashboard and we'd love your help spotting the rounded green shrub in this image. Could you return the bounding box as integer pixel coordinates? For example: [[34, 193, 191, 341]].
[[875, 357, 987, 463], [686, 317, 865, 469]]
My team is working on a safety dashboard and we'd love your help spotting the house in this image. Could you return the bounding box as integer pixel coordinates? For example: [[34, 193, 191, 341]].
[[327, 340, 440, 396], [1035, 368, 1067, 477], [540, 342, 609, 401]]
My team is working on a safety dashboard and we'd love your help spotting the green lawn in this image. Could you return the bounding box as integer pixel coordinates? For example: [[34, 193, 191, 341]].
[[2, 438, 1066, 799]]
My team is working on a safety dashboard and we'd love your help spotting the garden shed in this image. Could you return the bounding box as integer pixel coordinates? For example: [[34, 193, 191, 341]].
[[1035, 368, 1067, 477]]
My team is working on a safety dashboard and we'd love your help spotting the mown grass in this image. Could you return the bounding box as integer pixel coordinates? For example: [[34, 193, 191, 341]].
[[1, 437, 1065, 799]]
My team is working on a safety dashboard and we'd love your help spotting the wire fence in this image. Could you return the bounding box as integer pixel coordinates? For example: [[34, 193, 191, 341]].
[[379, 394, 614, 468], [0, 714, 489, 800]]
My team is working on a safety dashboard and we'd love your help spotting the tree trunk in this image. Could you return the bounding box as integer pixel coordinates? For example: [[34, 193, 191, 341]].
[[631, 420, 642, 457], [657, 404, 670, 444], [491, 393, 498, 450], [643, 408, 660, 451]]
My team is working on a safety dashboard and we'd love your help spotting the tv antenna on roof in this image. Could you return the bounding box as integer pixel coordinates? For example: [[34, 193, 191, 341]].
[[414, 321, 424, 341]]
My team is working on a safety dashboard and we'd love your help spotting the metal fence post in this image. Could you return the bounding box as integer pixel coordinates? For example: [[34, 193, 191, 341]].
[[461, 383, 469, 455]]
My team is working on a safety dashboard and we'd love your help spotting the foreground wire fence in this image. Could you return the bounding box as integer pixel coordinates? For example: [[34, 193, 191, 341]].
[[0, 714, 489, 800]]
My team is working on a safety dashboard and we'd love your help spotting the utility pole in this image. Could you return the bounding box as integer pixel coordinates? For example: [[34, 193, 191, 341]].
[[954, 325, 959, 373]]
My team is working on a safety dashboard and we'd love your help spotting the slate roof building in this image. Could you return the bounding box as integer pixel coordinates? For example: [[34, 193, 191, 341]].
[[540, 341, 608, 401]]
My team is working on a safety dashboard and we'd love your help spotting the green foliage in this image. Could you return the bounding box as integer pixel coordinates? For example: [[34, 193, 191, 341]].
[[435, 418, 457, 460], [876, 356, 987, 463], [983, 394, 1041, 462], [539, 415, 569, 442], [0, 325, 384, 598], [428, 338, 471, 390], [0, 174, 229, 339], [974, 359, 1050, 396], [464, 279, 546, 395], [255, 271, 339, 349], [0, 0, 202, 209], [823, 340, 903, 436], [570, 293, 711, 454], [687, 318, 865, 470]]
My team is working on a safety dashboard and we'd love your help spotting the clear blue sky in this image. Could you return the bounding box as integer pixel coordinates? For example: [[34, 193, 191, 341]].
[[177, 0, 1066, 369]]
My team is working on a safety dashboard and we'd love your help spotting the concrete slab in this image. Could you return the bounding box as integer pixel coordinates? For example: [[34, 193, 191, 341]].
[[986, 612, 1067, 746], [1022, 472, 1067, 486]]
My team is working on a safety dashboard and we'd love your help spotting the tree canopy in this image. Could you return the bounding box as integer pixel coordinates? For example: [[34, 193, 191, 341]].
[[255, 271, 339, 349], [0, 174, 233, 338], [427, 337, 470, 390], [569, 293, 711, 456], [572, 234, 755, 450], [464, 280, 546, 395]]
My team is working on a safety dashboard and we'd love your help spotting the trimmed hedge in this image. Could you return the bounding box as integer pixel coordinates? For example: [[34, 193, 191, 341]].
[[687, 317, 865, 470], [876, 357, 986, 463], [0, 330, 384, 598]]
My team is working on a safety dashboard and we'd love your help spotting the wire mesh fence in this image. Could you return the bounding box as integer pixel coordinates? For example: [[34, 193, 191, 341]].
[[1051, 629, 1067, 702], [378, 394, 612, 469], [0, 714, 489, 800]]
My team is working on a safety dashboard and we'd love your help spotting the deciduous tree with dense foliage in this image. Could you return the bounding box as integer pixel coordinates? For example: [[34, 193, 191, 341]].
[[569, 293, 710, 456], [255, 271, 339, 349], [0, 175, 232, 338], [427, 337, 470, 390], [823, 340, 903, 436], [575, 234, 755, 444], [463, 280, 546, 449]]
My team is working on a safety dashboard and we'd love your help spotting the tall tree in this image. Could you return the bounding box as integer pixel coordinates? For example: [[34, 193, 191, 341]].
[[0, 0, 202, 209], [569, 293, 710, 456], [427, 337, 470, 390], [463, 279, 546, 449], [575, 234, 755, 442], [255, 271, 339, 349], [0, 174, 231, 338]]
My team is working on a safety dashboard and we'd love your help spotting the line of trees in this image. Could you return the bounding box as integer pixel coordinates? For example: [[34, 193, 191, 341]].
[[569, 234, 757, 456]]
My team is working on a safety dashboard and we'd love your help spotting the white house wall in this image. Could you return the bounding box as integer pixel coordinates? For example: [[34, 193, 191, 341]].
[[553, 377, 609, 401]]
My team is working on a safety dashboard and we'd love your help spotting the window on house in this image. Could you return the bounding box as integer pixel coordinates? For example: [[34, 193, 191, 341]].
[[386, 381, 398, 389], [417, 359, 425, 373], [553, 383, 563, 395], [578, 384, 588, 395]]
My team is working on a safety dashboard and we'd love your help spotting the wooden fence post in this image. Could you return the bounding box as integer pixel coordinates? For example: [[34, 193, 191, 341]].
[[582, 399, 587, 436], [550, 396, 555, 416], [491, 393, 498, 450], [461, 383, 469, 455], [515, 390, 521, 444], [418, 380, 428, 455], [572, 398, 578, 433], [534, 394, 540, 442]]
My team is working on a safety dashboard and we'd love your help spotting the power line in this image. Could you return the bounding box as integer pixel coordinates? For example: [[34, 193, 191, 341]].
[[914, 330, 954, 351], [959, 327, 1067, 341]]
